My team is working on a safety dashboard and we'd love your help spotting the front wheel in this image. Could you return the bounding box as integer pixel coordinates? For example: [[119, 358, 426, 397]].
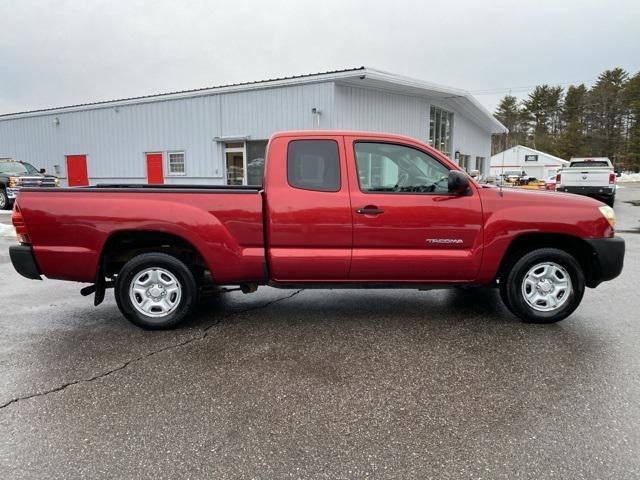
[[115, 253, 198, 329], [500, 248, 585, 323], [0, 189, 10, 210]]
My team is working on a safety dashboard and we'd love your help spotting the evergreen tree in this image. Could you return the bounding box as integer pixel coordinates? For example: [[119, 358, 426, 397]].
[[493, 95, 525, 152], [522, 85, 563, 154], [556, 84, 587, 159], [491, 67, 639, 170], [585, 68, 629, 166], [623, 72, 640, 171]]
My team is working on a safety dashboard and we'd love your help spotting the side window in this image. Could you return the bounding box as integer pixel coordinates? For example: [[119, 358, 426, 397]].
[[287, 140, 340, 192], [355, 142, 450, 194]]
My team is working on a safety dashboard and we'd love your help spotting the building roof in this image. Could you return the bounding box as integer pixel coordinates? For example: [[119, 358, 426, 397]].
[[491, 145, 569, 164], [0, 67, 506, 134]]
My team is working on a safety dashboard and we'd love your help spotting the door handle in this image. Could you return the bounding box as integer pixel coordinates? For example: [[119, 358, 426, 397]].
[[356, 206, 384, 215]]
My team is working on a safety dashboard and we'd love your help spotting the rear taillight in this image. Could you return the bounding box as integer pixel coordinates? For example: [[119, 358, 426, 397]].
[[556, 173, 561, 183], [11, 203, 30, 244], [609, 173, 615, 185]]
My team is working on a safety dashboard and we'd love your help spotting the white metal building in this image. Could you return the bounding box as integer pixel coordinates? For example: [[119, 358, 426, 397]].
[[490, 145, 569, 180], [0, 67, 506, 186]]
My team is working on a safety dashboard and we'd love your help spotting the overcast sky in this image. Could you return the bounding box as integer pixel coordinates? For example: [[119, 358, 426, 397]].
[[1, 0, 639, 116]]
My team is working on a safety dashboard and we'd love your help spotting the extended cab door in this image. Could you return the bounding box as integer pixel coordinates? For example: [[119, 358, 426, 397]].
[[265, 135, 352, 282], [345, 136, 483, 282]]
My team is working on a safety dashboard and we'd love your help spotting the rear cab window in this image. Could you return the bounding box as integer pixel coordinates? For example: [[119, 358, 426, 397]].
[[569, 161, 610, 168], [287, 140, 340, 192]]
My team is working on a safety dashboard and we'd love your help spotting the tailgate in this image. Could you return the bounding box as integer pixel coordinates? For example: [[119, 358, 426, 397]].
[[559, 169, 611, 187]]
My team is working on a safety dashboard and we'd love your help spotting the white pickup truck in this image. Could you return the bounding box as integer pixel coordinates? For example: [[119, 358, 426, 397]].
[[556, 157, 617, 206]]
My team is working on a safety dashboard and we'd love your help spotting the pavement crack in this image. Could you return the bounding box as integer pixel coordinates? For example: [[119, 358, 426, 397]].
[[0, 289, 303, 411]]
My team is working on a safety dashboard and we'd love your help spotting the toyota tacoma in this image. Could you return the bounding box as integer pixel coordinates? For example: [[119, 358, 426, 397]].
[[8, 131, 625, 329]]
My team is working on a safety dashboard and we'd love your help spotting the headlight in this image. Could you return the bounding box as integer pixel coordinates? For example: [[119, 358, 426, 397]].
[[598, 205, 615, 228], [8, 176, 19, 188], [54, 178, 60, 187]]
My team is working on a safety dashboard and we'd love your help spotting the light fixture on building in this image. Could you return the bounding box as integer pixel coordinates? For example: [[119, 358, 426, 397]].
[[53, 117, 60, 126], [311, 107, 322, 127], [454, 150, 460, 160]]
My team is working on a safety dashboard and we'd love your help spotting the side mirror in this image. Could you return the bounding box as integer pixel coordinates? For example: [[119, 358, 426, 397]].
[[448, 170, 470, 195], [39, 168, 46, 174]]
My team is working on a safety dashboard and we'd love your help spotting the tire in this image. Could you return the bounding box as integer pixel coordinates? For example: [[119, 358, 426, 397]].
[[500, 248, 585, 323], [0, 189, 10, 210], [115, 252, 198, 329], [605, 196, 615, 207]]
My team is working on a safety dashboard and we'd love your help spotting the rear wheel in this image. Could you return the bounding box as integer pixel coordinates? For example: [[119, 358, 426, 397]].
[[115, 252, 198, 329], [500, 248, 585, 323], [605, 196, 615, 207], [0, 189, 10, 210]]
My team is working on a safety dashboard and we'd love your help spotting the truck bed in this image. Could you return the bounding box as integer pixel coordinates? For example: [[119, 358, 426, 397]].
[[16, 186, 266, 283]]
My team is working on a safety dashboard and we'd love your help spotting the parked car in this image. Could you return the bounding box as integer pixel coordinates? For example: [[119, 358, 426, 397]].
[[544, 174, 557, 191], [9, 131, 624, 329], [500, 170, 523, 184], [0, 160, 59, 209], [556, 157, 616, 206]]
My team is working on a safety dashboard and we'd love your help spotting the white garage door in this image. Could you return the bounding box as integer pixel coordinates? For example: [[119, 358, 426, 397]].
[[522, 166, 544, 179]]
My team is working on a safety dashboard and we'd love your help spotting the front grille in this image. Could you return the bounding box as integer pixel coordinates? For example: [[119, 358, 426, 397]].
[[16, 177, 57, 188]]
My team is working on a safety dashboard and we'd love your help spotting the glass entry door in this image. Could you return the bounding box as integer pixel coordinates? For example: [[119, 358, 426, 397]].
[[225, 143, 246, 185]]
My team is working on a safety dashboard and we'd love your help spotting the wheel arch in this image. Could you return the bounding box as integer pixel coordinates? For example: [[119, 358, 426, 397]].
[[100, 229, 209, 279], [496, 232, 597, 287]]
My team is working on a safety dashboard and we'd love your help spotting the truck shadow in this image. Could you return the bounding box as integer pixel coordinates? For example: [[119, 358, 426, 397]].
[[186, 286, 519, 330]]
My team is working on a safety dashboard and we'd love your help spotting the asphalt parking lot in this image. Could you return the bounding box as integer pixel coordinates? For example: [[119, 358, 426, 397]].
[[1, 185, 640, 479]]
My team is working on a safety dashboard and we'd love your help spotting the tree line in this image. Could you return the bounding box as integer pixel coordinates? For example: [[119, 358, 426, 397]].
[[492, 68, 640, 171]]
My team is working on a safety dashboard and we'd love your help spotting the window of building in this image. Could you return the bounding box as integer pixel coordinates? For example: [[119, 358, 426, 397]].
[[355, 142, 450, 194], [475, 156, 486, 174], [167, 151, 185, 175], [429, 106, 454, 158], [246, 140, 268, 186], [287, 140, 340, 192]]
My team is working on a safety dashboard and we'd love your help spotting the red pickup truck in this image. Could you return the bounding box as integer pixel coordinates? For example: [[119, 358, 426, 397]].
[[9, 131, 624, 329]]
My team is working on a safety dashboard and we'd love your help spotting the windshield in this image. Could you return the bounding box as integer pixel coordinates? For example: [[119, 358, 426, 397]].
[[21, 162, 40, 174], [569, 161, 609, 168], [0, 161, 30, 175]]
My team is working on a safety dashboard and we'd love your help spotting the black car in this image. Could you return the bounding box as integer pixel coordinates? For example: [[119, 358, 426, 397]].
[[0, 160, 59, 210]]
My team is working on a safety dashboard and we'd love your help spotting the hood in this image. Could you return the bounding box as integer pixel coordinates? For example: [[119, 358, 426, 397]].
[[493, 185, 606, 207]]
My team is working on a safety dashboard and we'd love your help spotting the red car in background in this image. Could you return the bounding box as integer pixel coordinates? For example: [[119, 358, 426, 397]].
[[545, 174, 557, 191]]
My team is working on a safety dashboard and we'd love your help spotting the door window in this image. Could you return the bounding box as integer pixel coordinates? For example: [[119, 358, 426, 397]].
[[354, 142, 450, 194], [287, 140, 340, 192]]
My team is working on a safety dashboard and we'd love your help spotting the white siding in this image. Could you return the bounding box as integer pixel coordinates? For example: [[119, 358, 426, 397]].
[[0, 83, 335, 185], [0, 79, 494, 183], [335, 85, 492, 174], [335, 85, 427, 139]]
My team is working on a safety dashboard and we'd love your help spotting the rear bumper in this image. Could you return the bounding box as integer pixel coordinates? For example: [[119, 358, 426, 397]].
[[557, 185, 615, 198], [585, 237, 625, 287], [9, 245, 42, 280]]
